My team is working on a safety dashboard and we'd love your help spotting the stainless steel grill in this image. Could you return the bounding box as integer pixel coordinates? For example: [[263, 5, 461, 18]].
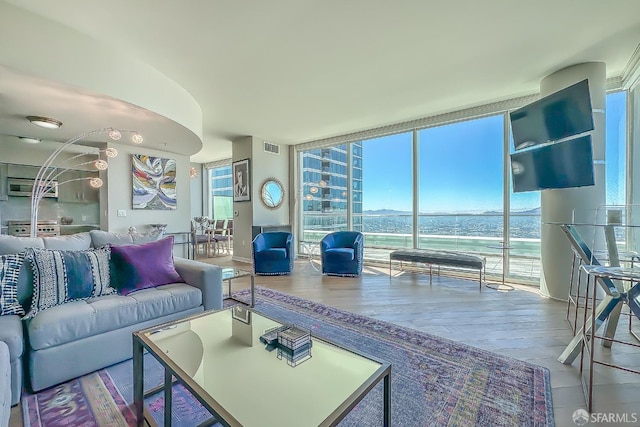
[[7, 220, 60, 237]]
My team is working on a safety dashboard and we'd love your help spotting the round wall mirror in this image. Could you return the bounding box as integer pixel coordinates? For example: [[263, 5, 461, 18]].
[[260, 178, 285, 209]]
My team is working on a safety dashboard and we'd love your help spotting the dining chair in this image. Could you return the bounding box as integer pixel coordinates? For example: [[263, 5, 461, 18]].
[[208, 219, 227, 255], [190, 219, 211, 258], [215, 219, 233, 254]]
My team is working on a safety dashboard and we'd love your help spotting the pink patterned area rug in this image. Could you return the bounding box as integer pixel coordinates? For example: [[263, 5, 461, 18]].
[[22, 286, 554, 426]]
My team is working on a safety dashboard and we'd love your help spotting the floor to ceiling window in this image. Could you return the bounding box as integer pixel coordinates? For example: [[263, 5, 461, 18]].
[[509, 134, 542, 282], [606, 91, 627, 206], [299, 145, 349, 242], [359, 133, 413, 250], [418, 114, 505, 278], [604, 90, 630, 251], [208, 164, 233, 220], [295, 90, 629, 286]]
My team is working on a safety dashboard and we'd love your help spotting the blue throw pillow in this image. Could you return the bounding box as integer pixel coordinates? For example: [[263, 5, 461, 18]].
[[24, 246, 113, 319], [0, 252, 26, 316]]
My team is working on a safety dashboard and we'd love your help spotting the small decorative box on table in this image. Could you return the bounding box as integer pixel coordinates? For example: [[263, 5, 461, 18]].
[[277, 325, 312, 366]]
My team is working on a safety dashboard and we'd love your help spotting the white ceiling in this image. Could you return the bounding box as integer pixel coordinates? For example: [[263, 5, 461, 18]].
[[1, 0, 640, 163]]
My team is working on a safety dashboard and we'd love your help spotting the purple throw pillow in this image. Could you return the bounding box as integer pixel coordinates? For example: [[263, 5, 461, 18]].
[[110, 236, 182, 295]]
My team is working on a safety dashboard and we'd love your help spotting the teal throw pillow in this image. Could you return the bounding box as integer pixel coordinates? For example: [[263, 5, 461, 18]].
[[24, 246, 113, 319]]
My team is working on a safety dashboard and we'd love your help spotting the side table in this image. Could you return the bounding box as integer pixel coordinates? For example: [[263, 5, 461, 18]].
[[165, 231, 193, 260], [486, 242, 515, 291], [222, 268, 255, 307], [300, 240, 321, 271]]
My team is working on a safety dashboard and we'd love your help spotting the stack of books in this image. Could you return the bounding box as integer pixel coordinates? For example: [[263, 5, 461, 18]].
[[276, 325, 312, 367]]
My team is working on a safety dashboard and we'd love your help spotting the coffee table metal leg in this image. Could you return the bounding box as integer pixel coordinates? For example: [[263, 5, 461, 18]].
[[164, 369, 173, 426], [383, 372, 391, 426], [133, 337, 144, 426], [250, 275, 255, 307]]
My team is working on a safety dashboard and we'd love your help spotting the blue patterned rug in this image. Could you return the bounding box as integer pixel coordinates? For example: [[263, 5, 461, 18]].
[[22, 286, 554, 426]]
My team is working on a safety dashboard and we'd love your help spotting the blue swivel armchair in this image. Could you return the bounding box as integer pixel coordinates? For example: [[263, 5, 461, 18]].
[[252, 232, 294, 275], [321, 231, 364, 277]]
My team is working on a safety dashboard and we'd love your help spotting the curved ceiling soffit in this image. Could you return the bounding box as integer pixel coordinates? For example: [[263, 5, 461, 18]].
[[0, 2, 203, 154]]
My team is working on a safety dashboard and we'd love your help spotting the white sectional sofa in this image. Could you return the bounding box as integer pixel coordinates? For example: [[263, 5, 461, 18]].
[[0, 230, 223, 406]]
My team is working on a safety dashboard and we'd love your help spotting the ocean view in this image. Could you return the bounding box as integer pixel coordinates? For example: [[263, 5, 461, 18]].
[[360, 213, 541, 239], [302, 211, 543, 263], [303, 211, 542, 239]]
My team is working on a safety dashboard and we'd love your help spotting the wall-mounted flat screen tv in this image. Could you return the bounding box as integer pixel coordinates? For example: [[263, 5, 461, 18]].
[[510, 135, 595, 193], [510, 79, 594, 150]]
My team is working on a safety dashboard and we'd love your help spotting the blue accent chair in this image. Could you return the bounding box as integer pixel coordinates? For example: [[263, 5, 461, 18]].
[[252, 232, 294, 275], [321, 231, 364, 277]]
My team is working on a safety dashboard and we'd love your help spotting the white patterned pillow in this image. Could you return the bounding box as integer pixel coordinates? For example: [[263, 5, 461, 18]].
[[24, 246, 114, 319], [0, 252, 26, 316]]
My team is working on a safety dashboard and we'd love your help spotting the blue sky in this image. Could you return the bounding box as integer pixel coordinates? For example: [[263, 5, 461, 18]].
[[362, 91, 626, 213]]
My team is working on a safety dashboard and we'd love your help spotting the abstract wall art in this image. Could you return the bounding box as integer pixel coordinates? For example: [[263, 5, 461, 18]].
[[132, 154, 177, 210]]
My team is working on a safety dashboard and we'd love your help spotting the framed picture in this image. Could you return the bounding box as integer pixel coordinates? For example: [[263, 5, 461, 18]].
[[232, 158, 251, 202], [232, 305, 251, 324], [131, 154, 177, 210]]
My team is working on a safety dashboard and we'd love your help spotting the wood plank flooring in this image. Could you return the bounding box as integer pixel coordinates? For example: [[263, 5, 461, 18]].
[[212, 256, 640, 427], [10, 255, 640, 427]]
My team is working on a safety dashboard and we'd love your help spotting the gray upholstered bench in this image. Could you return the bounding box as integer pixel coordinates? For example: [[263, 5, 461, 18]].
[[389, 249, 485, 289]]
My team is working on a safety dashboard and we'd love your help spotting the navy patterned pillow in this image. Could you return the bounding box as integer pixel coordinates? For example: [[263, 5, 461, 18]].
[[0, 252, 26, 316], [24, 246, 113, 319]]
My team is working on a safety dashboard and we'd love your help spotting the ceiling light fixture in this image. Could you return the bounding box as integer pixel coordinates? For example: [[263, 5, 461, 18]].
[[19, 136, 41, 144], [26, 116, 63, 129]]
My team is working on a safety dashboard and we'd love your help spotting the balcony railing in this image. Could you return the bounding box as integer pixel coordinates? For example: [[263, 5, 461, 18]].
[[300, 212, 543, 284]]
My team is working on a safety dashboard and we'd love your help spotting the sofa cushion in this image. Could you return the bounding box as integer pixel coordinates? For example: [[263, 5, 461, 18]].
[[0, 252, 26, 316], [0, 315, 23, 361], [27, 283, 202, 350], [43, 233, 92, 251], [110, 236, 182, 295], [0, 341, 10, 427], [89, 230, 164, 248], [0, 235, 44, 255], [24, 246, 113, 319], [256, 248, 288, 260], [89, 230, 134, 247]]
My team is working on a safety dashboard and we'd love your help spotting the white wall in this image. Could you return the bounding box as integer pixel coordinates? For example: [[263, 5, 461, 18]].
[[190, 162, 204, 219], [105, 142, 191, 235], [231, 137, 254, 261], [230, 136, 290, 263], [251, 138, 290, 227]]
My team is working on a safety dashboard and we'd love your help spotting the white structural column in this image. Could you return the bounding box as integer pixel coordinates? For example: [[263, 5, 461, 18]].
[[539, 62, 606, 300]]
